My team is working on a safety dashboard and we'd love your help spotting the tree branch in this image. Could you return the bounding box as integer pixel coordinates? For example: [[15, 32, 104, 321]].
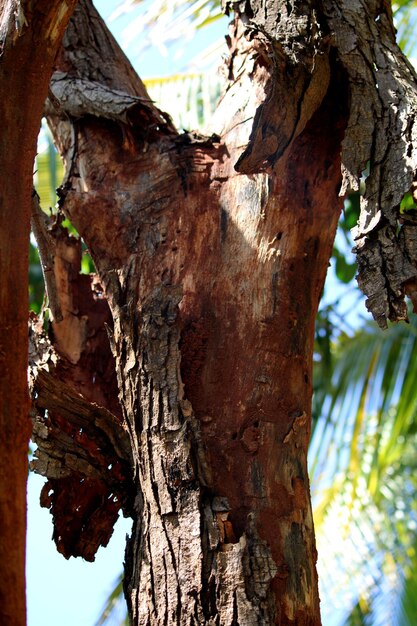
[[30, 191, 63, 321]]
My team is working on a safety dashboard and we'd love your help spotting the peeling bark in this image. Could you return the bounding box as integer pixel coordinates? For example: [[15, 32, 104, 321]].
[[322, 0, 417, 327], [28, 217, 133, 561], [25, 1, 417, 625]]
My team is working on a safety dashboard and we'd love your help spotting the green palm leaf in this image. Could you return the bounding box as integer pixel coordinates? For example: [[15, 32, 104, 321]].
[[34, 123, 63, 210], [393, 1, 417, 56], [397, 534, 417, 625], [94, 574, 128, 626], [144, 72, 221, 130], [311, 316, 417, 626]]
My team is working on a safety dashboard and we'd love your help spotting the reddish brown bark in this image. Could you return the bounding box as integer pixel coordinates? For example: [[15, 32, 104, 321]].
[[0, 2, 76, 624]]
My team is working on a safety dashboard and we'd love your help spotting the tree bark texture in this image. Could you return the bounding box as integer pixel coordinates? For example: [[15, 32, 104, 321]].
[[28, 1, 417, 625], [0, 2, 76, 625]]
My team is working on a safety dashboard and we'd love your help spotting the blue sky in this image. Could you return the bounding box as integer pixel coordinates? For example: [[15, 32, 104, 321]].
[[27, 475, 131, 626], [95, 0, 229, 78]]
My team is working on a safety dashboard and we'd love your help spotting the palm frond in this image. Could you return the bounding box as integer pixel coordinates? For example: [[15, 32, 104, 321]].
[[34, 122, 63, 210], [312, 314, 417, 625], [393, 1, 417, 56], [396, 535, 417, 625], [144, 72, 221, 130], [311, 317, 417, 496], [94, 574, 128, 626], [110, 0, 225, 62]]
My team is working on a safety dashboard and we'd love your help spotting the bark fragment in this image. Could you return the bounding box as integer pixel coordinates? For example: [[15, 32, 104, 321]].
[[29, 314, 133, 561], [218, 2, 331, 174], [322, 0, 417, 327], [29, 212, 133, 560]]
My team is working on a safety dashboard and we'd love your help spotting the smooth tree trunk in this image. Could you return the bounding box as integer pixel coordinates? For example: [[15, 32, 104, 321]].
[[28, 1, 417, 625], [0, 2, 76, 625]]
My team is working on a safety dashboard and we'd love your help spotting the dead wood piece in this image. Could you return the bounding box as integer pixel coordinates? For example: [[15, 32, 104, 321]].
[[323, 0, 417, 326], [30, 365, 133, 560], [31, 191, 63, 321]]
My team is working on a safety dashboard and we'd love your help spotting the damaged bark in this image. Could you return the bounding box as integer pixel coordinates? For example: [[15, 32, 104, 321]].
[[29, 219, 133, 561], [322, 0, 417, 327], [26, 1, 417, 625]]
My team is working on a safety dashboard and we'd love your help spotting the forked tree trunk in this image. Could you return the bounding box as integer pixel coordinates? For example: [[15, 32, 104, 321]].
[[0, 3, 76, 625], [28, 1, 417, 625]]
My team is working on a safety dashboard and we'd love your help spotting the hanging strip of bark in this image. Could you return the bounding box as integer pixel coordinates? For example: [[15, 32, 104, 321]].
[[322, 0, 417, 328], [29, 211, 134, 561], [29, 351, 134, 560]]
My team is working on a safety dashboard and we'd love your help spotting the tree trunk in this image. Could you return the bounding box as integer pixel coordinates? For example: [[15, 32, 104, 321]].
[[28, 1, 417, 625], [0, 3, 76, 625]]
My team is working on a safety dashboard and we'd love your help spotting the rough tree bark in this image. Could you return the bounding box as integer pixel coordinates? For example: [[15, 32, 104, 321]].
[[0, 2, 76, 625], [27, 1, 417, 625]]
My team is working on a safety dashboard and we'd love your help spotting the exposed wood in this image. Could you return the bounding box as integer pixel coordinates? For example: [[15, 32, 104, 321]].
[[0, 2, 76, 624], [220, 1, 417, 329], [31, 191, 63, 321]]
